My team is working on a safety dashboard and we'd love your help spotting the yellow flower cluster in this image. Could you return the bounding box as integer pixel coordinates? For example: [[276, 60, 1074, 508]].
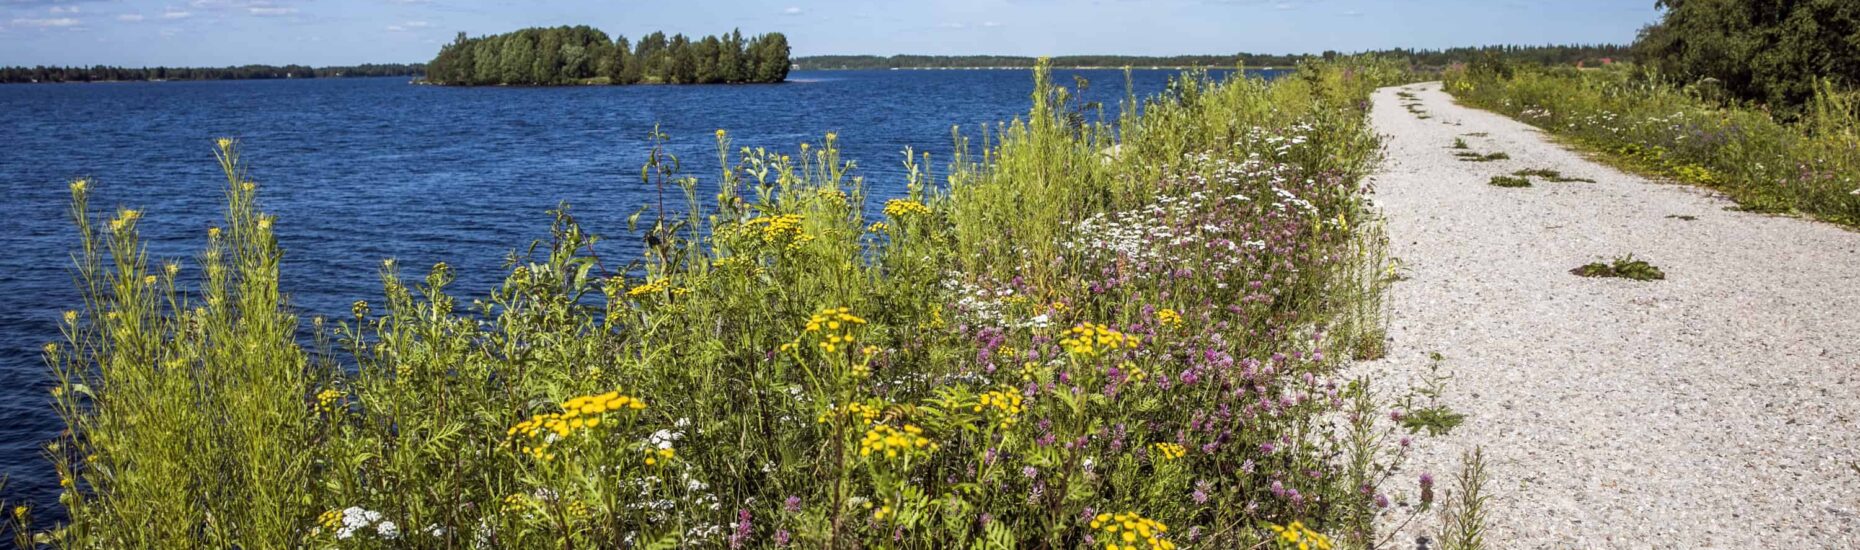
[[859, 424, 936, 459], [627, 277, 670, 296], [502, 493, 528, 509], [504, 390, 646, 461], [315, 388, 342, 412], [803, 306, 867, 353], [817, 400, 886, 425], [743, 214, 813, 249], [1089, 512, 1175, 550], [972, 387, 1024, 427], [883, 199, 931, 218], [642, 447, 675, 466], [1152, 442, 1186, 460], [1268, 521, 1333, 550], [625, 277, 690, 298], [317, 509, 342, 531], [1061, 323, 1136, 357], [866, 221, 888, 233], [1156, 308, 1182, 327], [871, 501, 895, 521], [108, 209, 142, 233]]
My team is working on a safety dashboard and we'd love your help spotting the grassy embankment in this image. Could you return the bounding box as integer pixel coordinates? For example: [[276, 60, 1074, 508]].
[[13, 59, 1460, 548], [1446, 64, 1860, 228]]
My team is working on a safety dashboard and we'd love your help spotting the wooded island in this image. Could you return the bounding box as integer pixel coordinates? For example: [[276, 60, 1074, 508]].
[[424, 26, 791, 86]]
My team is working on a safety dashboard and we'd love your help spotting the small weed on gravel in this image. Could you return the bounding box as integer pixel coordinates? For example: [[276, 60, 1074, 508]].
[[1462, 132, 1489, 137], [1666, 214, 1698, 221], [1437, 448, 1491, 550], [1397, 359, 1465, 436], [1572, 255, 1666, 281], [1512, 168, 1595, 183], [1487, 175, 1532, 188], [1450, 137, 1469, 149], [1455, 151, 1510, 162]]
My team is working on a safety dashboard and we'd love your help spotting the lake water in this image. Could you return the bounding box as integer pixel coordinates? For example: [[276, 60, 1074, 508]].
[[0, 68, 1278, 514]]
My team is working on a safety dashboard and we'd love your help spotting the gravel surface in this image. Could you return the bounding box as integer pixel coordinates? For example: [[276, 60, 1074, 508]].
[[1362, 82, 1860, 548]]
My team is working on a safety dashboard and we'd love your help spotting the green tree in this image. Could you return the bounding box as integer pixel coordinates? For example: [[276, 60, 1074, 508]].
[[1636, 0, 1860, 111]]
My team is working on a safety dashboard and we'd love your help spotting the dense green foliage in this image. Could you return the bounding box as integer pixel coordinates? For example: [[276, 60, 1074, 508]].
[[424, 26, 790, 86], [1635, 0, 1859, 111], [795, 45, 1628, 70], [0, 64, 424, 84], [1447, 64, 1860, 227], [16, 58, 1447, 548]]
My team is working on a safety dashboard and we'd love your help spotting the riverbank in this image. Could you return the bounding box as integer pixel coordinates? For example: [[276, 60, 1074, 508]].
[[17, 60, 1430, 548]]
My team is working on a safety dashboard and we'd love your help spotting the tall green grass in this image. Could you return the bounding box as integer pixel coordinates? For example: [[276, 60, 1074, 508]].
[[1446, 64, 1860, 227], [24, 58, 1425, 549]]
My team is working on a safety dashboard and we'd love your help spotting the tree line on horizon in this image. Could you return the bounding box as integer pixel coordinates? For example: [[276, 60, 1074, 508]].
[[0, 63, 425, 84], [422, 26, 791, 86], [794, 44, 1632, 70]]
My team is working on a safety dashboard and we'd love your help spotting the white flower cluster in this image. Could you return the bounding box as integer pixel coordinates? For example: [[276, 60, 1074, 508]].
[[335, 506, 399, 540]]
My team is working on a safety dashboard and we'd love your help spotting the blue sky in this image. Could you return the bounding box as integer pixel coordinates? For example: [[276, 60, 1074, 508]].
[[0, 0, 1661, 67]]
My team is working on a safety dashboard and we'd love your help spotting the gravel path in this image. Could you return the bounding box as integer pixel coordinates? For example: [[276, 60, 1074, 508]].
[[1362, 82, 1860, 548]]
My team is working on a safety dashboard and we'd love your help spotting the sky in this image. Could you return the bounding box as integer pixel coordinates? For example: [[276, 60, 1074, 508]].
[[0, 0, 1663, 67]]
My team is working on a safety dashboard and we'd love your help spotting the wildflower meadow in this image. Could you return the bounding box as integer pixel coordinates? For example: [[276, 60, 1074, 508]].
[[16, 58, 1444, 548]]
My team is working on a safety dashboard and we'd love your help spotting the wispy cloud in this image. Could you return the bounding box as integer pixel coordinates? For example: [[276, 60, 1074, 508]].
[[48, 6, 80, 14], [116, 13, 144, 21], [981, 21, 1004, 28], [1341, 9, 1363, 16], [11, 17, 80, 28], [162, 10, 192, 20], [782, 6, 803, 15], [386, 20, 430, 32], [247, 6, 297, 16]]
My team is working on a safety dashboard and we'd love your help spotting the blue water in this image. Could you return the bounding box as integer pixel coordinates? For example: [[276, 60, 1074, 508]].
[[0, 68, 1277, 516]]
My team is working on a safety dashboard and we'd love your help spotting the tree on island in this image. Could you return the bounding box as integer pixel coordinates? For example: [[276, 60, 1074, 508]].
[[425, 26, 791, 86]]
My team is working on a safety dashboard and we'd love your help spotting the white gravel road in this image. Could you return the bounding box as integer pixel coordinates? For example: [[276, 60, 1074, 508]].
[[1362, 82, 1860, 548]]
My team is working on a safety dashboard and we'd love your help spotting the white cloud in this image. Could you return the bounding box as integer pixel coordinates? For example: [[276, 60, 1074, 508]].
[[11, 17, 80, 28], [117, 13, 145, 21], [782, 6, 802, 15], [387, 20, 430, 32], [162, 10, 192, 20], [1341, 9, 1362, 16], [49, 6, 80, 14], [247, 6, 297, 16], [981, 21, 1003, 27]]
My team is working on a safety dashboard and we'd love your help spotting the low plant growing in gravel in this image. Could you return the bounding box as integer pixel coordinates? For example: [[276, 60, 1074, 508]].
[[1454, 151, 1510, 162], [1511, 168, 1593, 183], [26, 58, 1451, 548], [1486, 175, 1531, 188], [1449, 137, 1469, 150], [1571, 255, 1666, 281]]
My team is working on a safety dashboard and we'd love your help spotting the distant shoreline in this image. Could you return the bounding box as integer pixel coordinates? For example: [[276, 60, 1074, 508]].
[[798, 66, 1279, 71]]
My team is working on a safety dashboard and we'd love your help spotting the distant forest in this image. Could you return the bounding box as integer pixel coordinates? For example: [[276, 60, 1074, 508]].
[[0, 64, 424, 84], [423, 26, 791, 86], [795, 44, 1632, 70]]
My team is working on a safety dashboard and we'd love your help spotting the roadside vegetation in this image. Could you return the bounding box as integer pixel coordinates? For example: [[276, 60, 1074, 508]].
[[1447, 65, 1860, 227], [14, 58, 1475, 548], [1444, 1, 1860, 228]]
